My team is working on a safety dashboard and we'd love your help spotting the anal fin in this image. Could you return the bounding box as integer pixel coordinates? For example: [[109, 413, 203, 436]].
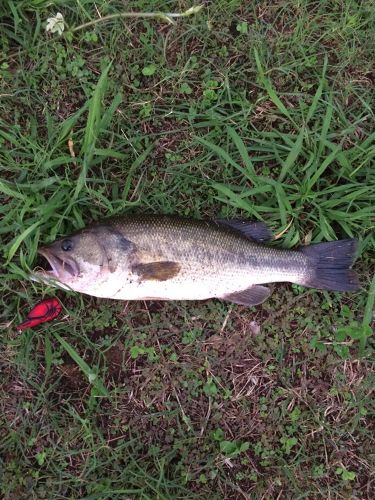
[[132, 261, 181, 281], [222, 285, 271, 306]]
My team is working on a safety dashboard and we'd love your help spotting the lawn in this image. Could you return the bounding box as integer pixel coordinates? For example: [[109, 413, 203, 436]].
[[0, 0, 374, 498]]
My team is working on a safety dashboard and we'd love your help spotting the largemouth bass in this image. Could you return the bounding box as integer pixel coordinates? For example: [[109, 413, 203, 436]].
[[35, 215, 359, 306]]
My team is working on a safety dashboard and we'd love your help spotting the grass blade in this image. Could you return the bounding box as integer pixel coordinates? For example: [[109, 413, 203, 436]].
[[82, 62, 112, 155], [307, 143, 342, 190], [279, 127, 305, 182], [54, 333, 109, 397], [122, 144, 153, 201], [195, 136, 251, 180], [213, 183, 262, 217], [99, 91, 123, 131], [6, 220, 41, 262], [306, 56, 327, 124], [317, 93, 333, 159], [362, 272, 375, 328], [227, 126, 257, 184], [73, 63, 116, 200], [0, 180, 27, 201], [254, 48, 294, 125], [56, 101, 89, 145]]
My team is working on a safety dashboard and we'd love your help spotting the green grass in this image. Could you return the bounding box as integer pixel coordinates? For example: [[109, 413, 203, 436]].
[[1, 0, 374, 498]]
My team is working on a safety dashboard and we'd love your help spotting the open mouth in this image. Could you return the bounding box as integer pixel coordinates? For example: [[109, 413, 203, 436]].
[[37, 249, 80, 278]]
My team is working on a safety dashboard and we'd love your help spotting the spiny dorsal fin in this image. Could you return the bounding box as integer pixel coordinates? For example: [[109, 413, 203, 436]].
[[132, 261, 181, 281], [222, 285, 271, 306], [216, 219, 272, 242]]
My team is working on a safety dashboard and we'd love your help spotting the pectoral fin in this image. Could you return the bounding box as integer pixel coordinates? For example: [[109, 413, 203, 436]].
[[132, 261, 181, 281], [222, 285, 271, 306]]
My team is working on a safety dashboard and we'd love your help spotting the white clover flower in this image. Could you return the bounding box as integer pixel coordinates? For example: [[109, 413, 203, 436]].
[[46, 13, 65, 36]]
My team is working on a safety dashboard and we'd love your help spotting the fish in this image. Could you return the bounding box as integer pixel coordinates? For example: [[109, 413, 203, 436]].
[[34, 214, 359, 306]]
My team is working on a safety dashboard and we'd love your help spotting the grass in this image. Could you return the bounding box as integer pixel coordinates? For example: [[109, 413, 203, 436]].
[[1, 0, 374, 497]]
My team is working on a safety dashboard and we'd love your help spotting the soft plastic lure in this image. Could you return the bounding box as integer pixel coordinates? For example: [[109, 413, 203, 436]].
[[16, 298, 62, 331]]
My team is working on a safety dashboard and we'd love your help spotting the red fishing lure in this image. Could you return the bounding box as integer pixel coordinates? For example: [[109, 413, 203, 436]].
[[16, 298, 62, 331]]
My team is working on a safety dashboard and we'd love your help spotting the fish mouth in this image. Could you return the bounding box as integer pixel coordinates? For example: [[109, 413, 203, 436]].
[[37, 248, 80, 279]]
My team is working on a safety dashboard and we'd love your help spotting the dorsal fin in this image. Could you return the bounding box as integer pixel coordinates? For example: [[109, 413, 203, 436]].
[[216, 219, 272, 242]]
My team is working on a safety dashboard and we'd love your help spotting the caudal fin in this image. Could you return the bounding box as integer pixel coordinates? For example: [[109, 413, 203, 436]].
[[299, 239, 359, 292]]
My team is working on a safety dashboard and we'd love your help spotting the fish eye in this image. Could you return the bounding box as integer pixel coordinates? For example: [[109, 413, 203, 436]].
[[61, 239, 74, 252]]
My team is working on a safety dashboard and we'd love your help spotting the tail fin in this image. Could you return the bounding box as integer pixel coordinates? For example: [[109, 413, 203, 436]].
[[299, 239, 359, 292]]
